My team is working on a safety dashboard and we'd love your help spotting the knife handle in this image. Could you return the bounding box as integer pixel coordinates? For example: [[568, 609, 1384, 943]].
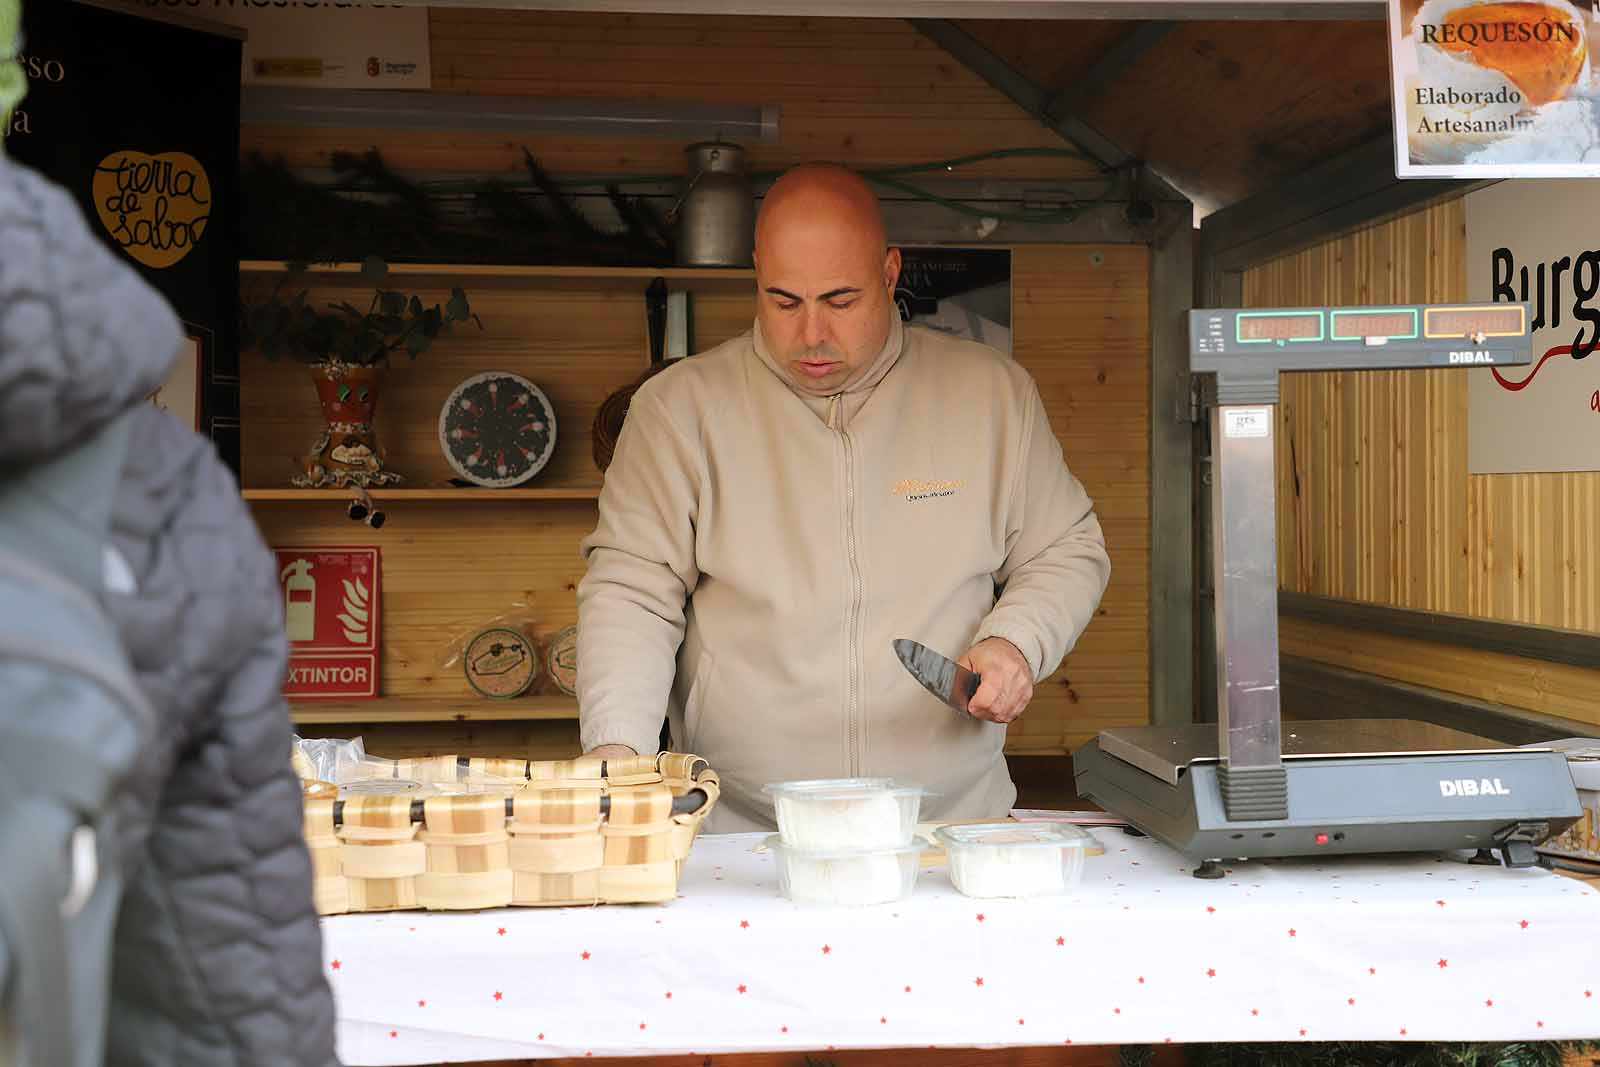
[[963, 670, 981, 707]]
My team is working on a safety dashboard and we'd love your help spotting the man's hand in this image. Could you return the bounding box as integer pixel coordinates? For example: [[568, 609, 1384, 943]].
[[958, 637, 1033, 724], [585, 744, 638, 760]]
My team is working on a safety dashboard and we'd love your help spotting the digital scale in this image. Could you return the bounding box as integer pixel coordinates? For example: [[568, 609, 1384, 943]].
[[1073, 301, 1584, 877]]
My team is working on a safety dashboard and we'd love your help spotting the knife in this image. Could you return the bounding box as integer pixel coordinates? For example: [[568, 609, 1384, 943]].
[[893, 638, 981, 717]]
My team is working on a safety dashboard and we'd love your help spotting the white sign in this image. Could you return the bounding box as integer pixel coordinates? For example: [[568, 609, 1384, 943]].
[[1223, 408, 1271, 438], [122, 1, 431, 89], [1465, 179, 1600, 473], [1388, 0, 1600, 176]]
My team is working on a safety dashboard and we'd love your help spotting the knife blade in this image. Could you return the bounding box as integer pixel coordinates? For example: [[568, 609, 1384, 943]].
[[893, 638, 981, 717]]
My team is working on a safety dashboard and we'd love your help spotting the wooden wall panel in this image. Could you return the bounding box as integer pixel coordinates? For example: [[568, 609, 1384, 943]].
[[1468, 473, 1600, 631], [241, 282, 755, 490], [240, 11, 1099, 182], [1006, 245, 1150, 755], [246, 245, 1149, 759], [1243, 201, 1468, 615], [1282, 618, 1600, 729], [1242, 198, 1600, 722]]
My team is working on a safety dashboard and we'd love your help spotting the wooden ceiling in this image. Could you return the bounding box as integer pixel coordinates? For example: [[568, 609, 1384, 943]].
[[956, 18, 1395, 212], [238, 8, 1397, 217]]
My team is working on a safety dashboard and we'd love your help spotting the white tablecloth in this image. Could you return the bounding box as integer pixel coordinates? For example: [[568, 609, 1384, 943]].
[[321, 825, 1600, 1064]]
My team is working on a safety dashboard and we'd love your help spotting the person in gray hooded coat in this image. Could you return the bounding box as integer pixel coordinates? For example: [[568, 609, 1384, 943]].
[[0, 153, 340, 1064]]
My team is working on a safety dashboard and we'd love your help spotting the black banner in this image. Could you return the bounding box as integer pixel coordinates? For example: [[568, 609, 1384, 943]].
[[7, 0, 242, 473]]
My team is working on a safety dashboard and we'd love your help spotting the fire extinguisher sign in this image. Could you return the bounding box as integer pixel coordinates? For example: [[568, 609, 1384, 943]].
[[272, 546, 381, 699]]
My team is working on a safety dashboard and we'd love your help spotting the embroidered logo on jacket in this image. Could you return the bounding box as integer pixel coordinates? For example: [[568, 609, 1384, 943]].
[[892, 478, 967, 502]]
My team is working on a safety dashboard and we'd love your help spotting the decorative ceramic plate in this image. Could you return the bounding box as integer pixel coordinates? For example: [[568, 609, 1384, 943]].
[[438, 371, 557, 487], [463, 626, 538, 699], [547, 624, 578, 696]]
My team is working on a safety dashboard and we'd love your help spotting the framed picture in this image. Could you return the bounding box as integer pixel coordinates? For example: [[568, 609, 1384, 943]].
[[149, 322, 206, 432], [894, 247, 1013, 357]]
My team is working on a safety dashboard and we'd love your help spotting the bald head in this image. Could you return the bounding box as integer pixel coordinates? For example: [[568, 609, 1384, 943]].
[[755, 163, 887, 260], [752, 163, 901, 395]]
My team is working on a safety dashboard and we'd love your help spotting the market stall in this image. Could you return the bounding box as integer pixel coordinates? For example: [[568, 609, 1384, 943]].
[[18, 0, 1600, 1063]]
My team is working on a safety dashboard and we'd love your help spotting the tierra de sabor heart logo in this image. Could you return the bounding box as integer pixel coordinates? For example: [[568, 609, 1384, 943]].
[[93, 150, 211, 269]]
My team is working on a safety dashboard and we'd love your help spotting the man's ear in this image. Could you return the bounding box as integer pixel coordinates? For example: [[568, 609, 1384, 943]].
[[883, 247, 902, 293]]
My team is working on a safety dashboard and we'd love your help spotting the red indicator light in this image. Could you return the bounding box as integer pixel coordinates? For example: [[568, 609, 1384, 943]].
[[1314, 833, 1329, 845]]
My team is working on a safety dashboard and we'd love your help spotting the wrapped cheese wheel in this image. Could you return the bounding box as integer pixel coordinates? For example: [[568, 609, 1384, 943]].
[[763, 778, 926, 850], [934, 822, 1096, 898]]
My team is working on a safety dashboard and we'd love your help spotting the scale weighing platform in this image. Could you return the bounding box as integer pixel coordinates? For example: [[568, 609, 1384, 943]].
[[1073, 302, 1583, 876]]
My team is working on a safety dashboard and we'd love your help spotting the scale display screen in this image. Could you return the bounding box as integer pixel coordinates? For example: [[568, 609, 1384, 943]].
[[1236, 312, 1324, 343], [1424, 306, 1527, 339], [1191, 303, 1532, 377], [1330, 309, 1418, 340]]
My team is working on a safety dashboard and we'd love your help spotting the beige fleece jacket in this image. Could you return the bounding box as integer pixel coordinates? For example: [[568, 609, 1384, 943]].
[[576, 308, 1111, 833]]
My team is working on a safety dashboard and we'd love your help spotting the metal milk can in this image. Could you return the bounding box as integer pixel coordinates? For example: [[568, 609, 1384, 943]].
[[671, 141, 754, 267]]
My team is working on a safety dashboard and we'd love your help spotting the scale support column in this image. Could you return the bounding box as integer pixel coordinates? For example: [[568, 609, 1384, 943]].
[[1211, 400, 1287, 821]]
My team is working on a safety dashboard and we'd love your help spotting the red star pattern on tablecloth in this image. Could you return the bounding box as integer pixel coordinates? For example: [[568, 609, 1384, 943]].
[[318, 830, 1600, 1058]]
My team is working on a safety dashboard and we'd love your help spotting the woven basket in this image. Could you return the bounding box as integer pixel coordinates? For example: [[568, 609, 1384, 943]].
[[592, 361, 674, 473], [300, 751, 719, 914]]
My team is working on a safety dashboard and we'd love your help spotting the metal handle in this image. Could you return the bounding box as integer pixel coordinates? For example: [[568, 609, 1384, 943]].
[[666, 147, 720, 221]]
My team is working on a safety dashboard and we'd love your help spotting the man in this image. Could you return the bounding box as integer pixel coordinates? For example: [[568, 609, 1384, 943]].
[[577, 162, 1110, 833]]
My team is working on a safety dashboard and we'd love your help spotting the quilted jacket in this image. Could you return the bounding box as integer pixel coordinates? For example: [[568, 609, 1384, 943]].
[[0, 154, 339, 1065]]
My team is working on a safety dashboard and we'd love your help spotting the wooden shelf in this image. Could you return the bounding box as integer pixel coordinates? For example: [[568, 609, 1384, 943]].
[[290, 694, 578, 725], [240, 259, 756, 293], [244, 487, 601, 502]]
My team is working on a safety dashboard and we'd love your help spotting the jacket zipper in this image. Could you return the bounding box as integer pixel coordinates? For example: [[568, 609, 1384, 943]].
[[830, 392, 863, 776]]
